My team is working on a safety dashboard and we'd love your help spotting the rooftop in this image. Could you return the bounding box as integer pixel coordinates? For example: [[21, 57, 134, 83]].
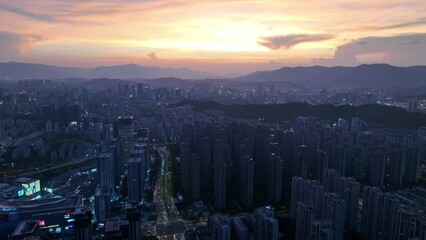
[[105, 218, 128, 232], [0, 195, 82, 212], [99, 152, 112, 158], [95, 186, 110, 196], [125, 201, 140, 210], [128, 157, 142, 163], [118, 116, 133, 120], [15, 177, 38, 184], [118, 116, 133, 124], [12, 220, 39, 236]]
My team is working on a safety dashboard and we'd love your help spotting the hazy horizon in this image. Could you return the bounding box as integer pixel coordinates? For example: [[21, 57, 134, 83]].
[[1, 0, 426, 75]]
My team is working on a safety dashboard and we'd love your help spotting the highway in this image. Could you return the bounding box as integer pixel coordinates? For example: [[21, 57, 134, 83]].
[[0, 154, 97, 181], [154, 146, 170, 224], [153, 146, 186, 238]]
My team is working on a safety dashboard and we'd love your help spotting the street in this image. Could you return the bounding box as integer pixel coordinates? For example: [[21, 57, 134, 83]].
[[153, 146, 187, 238]]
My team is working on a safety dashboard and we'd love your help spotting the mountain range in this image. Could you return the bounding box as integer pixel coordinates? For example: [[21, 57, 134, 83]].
[[0, 62, 214, 80], [234, 64, 426, 87], [1, 62, 426, 87]]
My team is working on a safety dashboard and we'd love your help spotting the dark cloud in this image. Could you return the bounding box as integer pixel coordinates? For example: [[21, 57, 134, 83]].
[[313, 33, 426, 66], [0, 3, 53, 22], [359, 17, 426, 31], [378, 18, 426, 30], [147, 52, 157, 60], [258, 34, 335, 50], [0, 32, 45, 61]]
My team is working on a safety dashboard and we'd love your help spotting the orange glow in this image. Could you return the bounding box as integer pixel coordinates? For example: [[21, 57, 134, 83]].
[[0, 0, 425, 73]]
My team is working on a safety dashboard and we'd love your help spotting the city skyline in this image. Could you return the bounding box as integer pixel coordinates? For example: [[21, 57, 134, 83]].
[[1, 0, 426, 74]]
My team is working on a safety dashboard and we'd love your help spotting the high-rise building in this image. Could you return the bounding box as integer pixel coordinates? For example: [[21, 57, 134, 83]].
[[231, 217, 250, 240], [125, 201, 141, 240], [201, 140, 212, 191], [117, 116, 134, 162], [214, 142, 229, 210], [45, 120, 53, 133], [352, 145, 368, 181], [330, 144, 347, 176], [387, 148, 404, 185], [308, 219, 333, 240], [361, 190, 422, 240], [54, 121, 60, 133], [322, 192, 345, 240], [180, 141, 191, 196], [361, 186, 383, 239], [402, 135, 417, 149], [127, 157, 145, 202], [322, 169, 341, 194], [291, 177, 306, 220], [98, 153, 115, 191], [295, 202, 316, 240], [390, 206, 426, 240], [339, 177, 360, 231], [209, 214, 231, 240], [337, 118, 348, 135], [240, 154, 254, 208], [385, 133, 399, 145], [190, 153, 201, 200], [254, 207, 279, 240], [351, 117, 362, 135], [292, 177, 325, 218], [112, 139, 125, 184], [74, 207, 93, 240], [404, 147, 420, 184], [253, 126, 271, 181], [306, 180, 325, 216], [369, 149, 386, 188], [293, 145, 308, 178], [0, 120, 4, 142], [134, 137, 150, 174], [381, 194, 401, 240], [94, 186, 111, 223], [278, 129, 294, 181], [314, 150, 328, 181], [268, 153, 283, 203]]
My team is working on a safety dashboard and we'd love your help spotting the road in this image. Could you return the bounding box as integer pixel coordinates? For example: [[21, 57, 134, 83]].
[[154, 146, 170, 224], [153, 146, 186, 238], [0, 154, 97, 181]]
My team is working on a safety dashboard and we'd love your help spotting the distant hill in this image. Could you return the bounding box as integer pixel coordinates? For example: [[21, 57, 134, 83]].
[[179, 100, 426, 129], [234, 64, 426, 87], [0, 62, 84, 79], [86, 64, 212, 79], [2, 62, 426, 88], [0, 62, 213, 80]]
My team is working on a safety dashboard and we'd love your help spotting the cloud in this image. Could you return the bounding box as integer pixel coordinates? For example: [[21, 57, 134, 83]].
[[0, 32, 46, 61], [357, 18, 426, 31], [312, 33, 426, 66], [0, 3, 53, 22], [258, 34, 335, 50], [378, 18, 426, 30], [147, 52, 157, 60]]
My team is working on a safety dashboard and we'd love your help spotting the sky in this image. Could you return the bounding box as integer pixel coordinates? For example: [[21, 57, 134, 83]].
[[0, 0, 426, 74]]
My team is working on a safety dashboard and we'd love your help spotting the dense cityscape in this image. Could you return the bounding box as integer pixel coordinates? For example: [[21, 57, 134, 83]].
[[0, 78, 424, 239]]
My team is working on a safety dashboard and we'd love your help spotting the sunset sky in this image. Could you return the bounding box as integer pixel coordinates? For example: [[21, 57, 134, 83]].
[[1, 0, 425, 74]]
